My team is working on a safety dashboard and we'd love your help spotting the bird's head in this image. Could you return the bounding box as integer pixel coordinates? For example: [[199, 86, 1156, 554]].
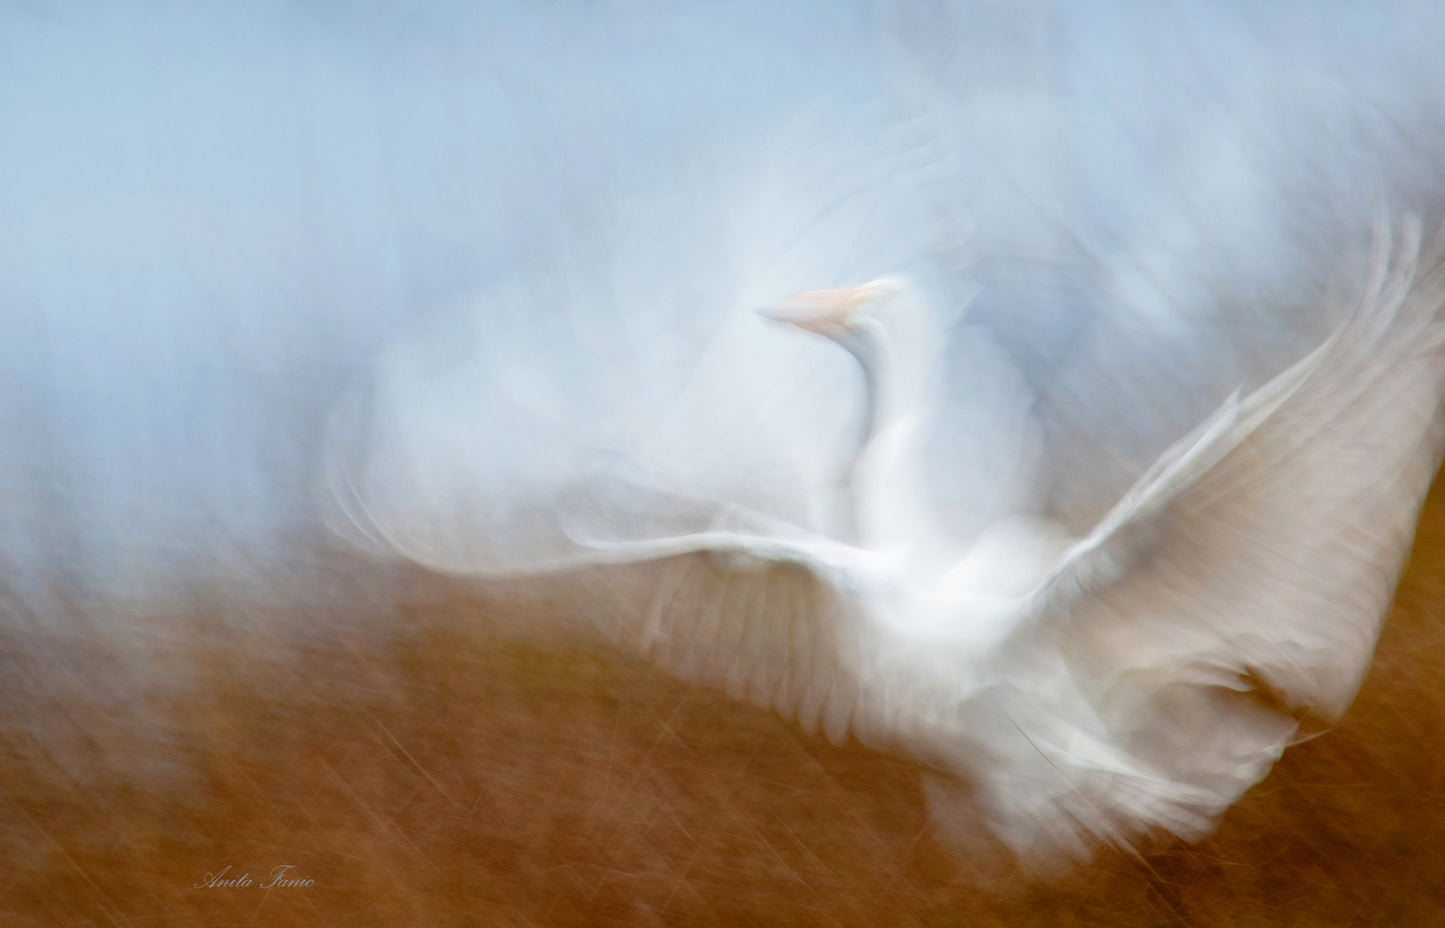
[[758, 278, 905, 341]]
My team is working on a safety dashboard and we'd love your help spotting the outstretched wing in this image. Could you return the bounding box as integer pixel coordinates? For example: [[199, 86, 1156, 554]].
[[559, 457, 927, 745], [327, 412, 890, 743], [955, 217, 1445, 859]]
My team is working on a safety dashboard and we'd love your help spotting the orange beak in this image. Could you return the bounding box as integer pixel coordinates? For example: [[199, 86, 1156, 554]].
[[758, 282, 892, 336]]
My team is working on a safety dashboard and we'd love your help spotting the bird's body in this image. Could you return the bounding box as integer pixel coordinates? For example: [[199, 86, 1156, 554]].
[[330, 215, 1445, 862]]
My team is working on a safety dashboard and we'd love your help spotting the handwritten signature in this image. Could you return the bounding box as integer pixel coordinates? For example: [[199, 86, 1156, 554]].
[[194, 865, 315, 889]]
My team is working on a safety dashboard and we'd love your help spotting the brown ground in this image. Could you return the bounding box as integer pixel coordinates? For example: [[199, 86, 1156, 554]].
[[2, 480, 1443, 927]]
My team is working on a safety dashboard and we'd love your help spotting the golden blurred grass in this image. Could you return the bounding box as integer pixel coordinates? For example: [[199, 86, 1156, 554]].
[[2, 479, 1444, 926]]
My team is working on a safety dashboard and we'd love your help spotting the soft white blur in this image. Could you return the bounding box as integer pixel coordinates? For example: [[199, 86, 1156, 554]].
[[2, 1, 1443, 610]]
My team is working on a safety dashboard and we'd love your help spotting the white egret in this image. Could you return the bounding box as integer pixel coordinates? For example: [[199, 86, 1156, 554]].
[[328, 216, 1445, 863]]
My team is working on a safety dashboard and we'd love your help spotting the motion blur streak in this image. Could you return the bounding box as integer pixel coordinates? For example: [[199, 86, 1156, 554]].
[[3, 1, 1445, 924]]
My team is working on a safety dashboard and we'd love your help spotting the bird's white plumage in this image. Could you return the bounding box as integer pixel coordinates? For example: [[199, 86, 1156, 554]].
[[306, 0, 1445, 868], [327, 210, 1445, 861]]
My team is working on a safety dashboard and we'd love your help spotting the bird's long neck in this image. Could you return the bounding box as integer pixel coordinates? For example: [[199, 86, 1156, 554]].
[[837, 309, 943, 562], [837, 322, 889, 456]]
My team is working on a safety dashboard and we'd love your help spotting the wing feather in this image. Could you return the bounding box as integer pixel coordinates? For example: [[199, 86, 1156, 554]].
[[484, 455, 882, 738], [962, 216, 1445, 859]]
